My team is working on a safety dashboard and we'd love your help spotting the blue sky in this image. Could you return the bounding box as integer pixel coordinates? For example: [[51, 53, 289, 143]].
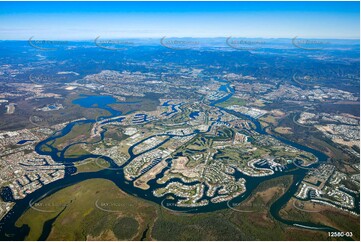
[[0, 1, 359, 40]]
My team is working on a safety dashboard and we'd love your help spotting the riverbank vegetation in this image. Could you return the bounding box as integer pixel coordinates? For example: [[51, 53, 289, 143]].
[[15, 176, 339, 241]]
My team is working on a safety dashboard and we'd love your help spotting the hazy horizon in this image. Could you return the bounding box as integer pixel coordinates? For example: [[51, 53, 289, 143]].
[[1, 37, 361, 41]]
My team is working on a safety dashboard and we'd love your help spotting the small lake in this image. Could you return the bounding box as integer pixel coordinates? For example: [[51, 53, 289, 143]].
[[72, 95, 124, 116], [17, 140, 34, 145], [72, 95, 117, 108]]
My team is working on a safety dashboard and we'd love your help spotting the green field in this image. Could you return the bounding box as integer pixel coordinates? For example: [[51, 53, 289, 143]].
[[64, 144, 91, 158], [48, 123, 93, 149], [16, 179, 156, 240], [216, 97, 247, 108], [15, 176, 338, 241], [75, 158, 110, 173]]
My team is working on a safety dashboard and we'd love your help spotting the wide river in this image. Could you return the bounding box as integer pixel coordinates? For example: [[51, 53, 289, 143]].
[[0, 85, 358, 240]]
